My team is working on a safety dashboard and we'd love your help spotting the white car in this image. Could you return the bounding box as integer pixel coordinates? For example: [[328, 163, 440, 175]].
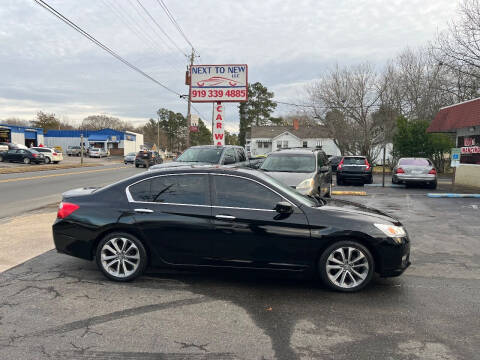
[[31, 147, 63, 164], [89, 148, 108, 158]]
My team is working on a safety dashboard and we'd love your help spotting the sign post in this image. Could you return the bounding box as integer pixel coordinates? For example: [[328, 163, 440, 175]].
[[189, 64, 248, 147], [451, 147, 461, 185]]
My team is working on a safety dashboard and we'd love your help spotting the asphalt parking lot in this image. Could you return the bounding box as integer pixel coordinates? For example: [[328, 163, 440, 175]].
[[1, 179, 479, 360]]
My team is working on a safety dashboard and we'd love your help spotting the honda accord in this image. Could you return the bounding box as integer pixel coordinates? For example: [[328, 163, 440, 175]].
[[52, 166, 410, 292]]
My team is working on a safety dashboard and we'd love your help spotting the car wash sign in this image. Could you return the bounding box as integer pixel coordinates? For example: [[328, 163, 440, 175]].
[[190, 64, 248, 103], [213, 103, 225, 146]]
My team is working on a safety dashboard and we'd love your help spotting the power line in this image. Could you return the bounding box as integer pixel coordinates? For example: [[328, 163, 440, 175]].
[[33, 0, 180, 96], [156, 0, 196, 52], [275, 100, 382, 110], [135, 0, 188, 57]]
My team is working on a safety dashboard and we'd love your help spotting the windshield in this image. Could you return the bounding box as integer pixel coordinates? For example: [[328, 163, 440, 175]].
[[127, 152, 136, 156], [253, 170, 318, 207], [343, 157, 366, 165], [176, 147, 223, 164], [261, 154, 316, 173], [399, 158, 430, 166]]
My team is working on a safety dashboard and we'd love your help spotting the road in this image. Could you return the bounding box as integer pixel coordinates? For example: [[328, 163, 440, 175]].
[[0, 164, 144, 219], [0, 180, 479, 359]]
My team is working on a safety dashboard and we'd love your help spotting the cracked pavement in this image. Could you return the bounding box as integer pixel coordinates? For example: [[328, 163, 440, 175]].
[[0, 184, 479, 359]]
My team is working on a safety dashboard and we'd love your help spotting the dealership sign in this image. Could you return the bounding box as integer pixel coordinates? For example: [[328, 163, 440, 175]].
[[190, 114, 199, 132], [190, 64, 248, 103], [213, 103, 225, 146], [461, 146, 480, 154]]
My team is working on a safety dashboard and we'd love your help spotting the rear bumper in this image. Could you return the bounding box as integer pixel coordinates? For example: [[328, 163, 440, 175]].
[[394, 174, 436, 183], [337, 172, 372, 181]]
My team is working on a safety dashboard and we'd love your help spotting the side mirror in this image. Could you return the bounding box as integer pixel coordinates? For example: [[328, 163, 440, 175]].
[[223, 155, 236, 165], [275, 201, 293, 214]]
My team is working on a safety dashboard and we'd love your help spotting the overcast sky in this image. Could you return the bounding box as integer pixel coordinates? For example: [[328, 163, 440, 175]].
[[0, 0, 460, 132]]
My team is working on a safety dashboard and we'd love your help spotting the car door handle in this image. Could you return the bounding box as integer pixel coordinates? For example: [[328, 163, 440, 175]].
[[134, 208, 154, 213], [215, 215, 236, 221]]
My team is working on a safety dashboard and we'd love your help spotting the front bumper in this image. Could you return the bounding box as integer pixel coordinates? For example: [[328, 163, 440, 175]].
[[376, 236, 411, 277]]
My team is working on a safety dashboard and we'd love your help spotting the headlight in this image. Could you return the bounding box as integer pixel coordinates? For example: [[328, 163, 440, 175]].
[[296, 178, 314, 194], [374, 223, 406, 238]]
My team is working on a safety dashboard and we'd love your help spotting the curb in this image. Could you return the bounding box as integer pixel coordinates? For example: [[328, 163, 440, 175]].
[[427, 193, 480, 198], [365, 184, 405, 188], [332, 191, 367, 196]]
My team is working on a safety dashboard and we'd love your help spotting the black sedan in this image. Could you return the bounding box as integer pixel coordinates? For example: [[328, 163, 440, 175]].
[[0, 148, 46, 164], [336, 156, 373, 185], [52, 166, 410, 292]]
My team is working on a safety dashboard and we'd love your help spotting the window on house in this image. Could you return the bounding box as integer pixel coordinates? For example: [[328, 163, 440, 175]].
[[315, 140, 321, 148], [276, 142, 282, 149], [282, 141, 288, 148], [303, 141, 308, 148], [257, 141, 263, 148]]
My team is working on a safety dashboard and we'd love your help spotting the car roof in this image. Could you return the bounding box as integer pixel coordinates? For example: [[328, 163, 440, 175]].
[[188, 145, 242, 149], [343, 155, 366, 158], [271, 148, 321, 155]]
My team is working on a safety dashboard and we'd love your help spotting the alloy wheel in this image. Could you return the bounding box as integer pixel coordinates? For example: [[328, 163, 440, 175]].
[[100, 237, 140, 278], [24, 158, 30, 164], [326, 246, 369, 289]]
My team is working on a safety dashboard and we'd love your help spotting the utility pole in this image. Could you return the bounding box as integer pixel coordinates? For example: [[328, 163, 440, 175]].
[[186, 48, 195, 148], [80, 133, 84, 166]]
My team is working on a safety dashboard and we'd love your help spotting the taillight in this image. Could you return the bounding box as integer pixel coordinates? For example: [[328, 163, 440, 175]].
[[337, 158, 344, 170], [396, 168, 405, 174], [428, 169, 437, 175], [364, 158, 371, 171], [32, 153, 37, 158], [53, 152, 57, 156], [57, 202, 79, 219]]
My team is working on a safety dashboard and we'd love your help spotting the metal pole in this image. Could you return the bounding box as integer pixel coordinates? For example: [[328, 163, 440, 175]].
[[211, 102, 215, 144], [80, 133, 84, 166], [157, 115, 160, 151], [382, 145, 386, 187], [186, 49, 195, 148]]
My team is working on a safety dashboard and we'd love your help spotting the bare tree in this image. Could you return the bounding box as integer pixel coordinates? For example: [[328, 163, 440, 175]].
[[81, 115, 133, 131], [307, 63, 387, 160], [433, 0, 480, 82]]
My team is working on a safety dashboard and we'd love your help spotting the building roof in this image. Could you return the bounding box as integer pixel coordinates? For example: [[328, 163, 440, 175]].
[[428, 97, 480, 133], [249, 125, 328, 139]]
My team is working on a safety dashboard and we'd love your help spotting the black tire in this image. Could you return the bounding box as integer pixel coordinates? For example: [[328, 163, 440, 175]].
[[95, 232, 147, 282], [318, 240, 375, 292], [392, 176, 397, 185], [367, 175, 373, 184], [0, 155, 3, 162], [23, 157, 30, 164], [135, 164, 139, 168], [336, 177, 343, 186], [429, 181, 437, 190], [45, 157, 51, 164]]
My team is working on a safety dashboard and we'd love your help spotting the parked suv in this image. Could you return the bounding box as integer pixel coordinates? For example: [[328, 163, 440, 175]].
[[135, 151, 163, 168], [31, 147, 63, 164], [89, 148, 108, 158], [149, 145, 249, 170], [336, 156, 373, 185], [259, 148, 332, 197]]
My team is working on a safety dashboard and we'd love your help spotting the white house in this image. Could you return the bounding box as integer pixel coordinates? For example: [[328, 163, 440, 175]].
[[246, 125, 341, 157]]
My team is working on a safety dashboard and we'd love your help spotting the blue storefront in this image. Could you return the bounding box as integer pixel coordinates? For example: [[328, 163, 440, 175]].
[[0, 124, 44, 147]]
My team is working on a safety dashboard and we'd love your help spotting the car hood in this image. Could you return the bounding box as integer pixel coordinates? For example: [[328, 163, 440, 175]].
[[149, 161, 214, 170], [262, 171, 314, 187], [318, 198, 401, 225]]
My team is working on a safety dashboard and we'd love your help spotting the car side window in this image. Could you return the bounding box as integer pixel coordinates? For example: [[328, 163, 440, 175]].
[[214, 175, 282, 210], [317, 153, 324, 168], [129, 175, 209, 205], [236, 148, 246, 162]]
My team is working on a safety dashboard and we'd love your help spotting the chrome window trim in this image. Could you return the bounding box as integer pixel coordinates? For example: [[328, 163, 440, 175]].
[[125, 172, 297, 210]]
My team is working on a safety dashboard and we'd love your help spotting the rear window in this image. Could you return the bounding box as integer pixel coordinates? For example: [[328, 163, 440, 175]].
[[399, 158, 431, 166], [343, 157, 366, 165], [261, 154, 316, 173]]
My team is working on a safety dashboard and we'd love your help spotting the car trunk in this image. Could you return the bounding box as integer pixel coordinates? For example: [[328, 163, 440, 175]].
[[400, 165, 431, 175]]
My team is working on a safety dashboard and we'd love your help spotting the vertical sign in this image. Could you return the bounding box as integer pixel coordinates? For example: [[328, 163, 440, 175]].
[[213, 102, 225, 146], [190, 114, 199, 132]]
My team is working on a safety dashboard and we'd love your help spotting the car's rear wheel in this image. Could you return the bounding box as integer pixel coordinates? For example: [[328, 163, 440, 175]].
[[96, 233, 147, 282], [336, 177, 343, 186], [23, 157, 30, 164], [319, 241, 374, 292], [429, 181, 437, 190], [0, 155, 3, 162], [45, 157, 51, 164], [135, 164, 139, 168]]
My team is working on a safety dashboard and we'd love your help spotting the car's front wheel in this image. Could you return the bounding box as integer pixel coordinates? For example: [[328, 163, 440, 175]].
[[23, 157, 30, 164], [319, 241, 374, 292], [96, 233, 147, 282], [45, 157, 51, 164]]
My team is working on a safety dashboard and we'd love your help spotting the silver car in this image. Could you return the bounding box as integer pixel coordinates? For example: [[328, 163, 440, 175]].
[[259, 148, 332, 198], [392, 157, 437, 189], [124, 152, 136, 164]]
